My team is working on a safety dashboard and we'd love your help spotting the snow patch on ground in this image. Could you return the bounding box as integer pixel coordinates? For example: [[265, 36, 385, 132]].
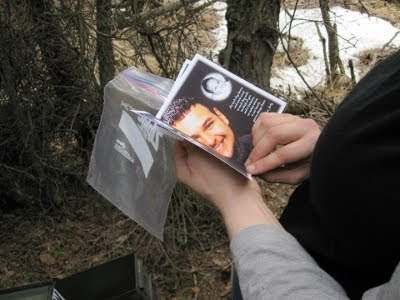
[[209, 5, 400, 93], [272, 6, 400, 93]]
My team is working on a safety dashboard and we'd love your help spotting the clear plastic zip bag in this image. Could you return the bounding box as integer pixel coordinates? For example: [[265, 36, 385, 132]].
[[87, 67, 176, 240]]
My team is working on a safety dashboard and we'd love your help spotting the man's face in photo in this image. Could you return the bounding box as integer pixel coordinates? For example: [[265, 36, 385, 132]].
[[173, 104, 235, 158], [205, 78, 228, 95]]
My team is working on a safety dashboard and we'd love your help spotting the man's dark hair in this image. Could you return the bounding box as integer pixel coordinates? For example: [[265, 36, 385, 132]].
[[162, 97, 194, 126], [201, 77, 215, 94], [201, 76, 228, 94]]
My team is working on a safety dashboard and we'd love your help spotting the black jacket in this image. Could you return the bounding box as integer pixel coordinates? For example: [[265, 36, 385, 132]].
[[281, 50, 400, 299]]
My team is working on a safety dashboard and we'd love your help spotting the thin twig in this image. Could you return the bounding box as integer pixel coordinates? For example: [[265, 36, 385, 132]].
[[279, 34, 333, 114], [117, 0, 219, 30], [315, 22, 330, 79], [287, 0, 300, 54], [382, 31, 400, 50]]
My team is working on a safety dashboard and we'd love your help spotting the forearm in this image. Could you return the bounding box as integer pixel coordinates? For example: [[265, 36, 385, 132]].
[[218, 190, 281, 240], [220, 189, 348, 299], [230, 224, 349, 299]]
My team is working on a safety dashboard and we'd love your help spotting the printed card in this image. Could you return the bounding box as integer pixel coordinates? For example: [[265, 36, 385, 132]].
[[156, 54, 287, 178]]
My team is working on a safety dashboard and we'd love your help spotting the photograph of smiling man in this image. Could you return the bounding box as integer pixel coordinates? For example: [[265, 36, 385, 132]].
[[162, 97, 252, 164]]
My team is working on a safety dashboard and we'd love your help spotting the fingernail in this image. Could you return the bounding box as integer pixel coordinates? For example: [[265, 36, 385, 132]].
[[244, 159, 251, 166], [246, 164, 255, 173]]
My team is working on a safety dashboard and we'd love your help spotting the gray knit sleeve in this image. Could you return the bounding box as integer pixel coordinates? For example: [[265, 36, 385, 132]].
[[230, 224, 399, 300]]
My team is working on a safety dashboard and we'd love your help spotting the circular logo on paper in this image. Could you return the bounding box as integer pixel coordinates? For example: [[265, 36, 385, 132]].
[[200, 73, 232, 101]]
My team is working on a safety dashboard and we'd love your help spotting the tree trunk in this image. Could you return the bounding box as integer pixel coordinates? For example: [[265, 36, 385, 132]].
[[222, 0, 280, 90], [96, 0, 116, 89], [319, 0, 344, 83]]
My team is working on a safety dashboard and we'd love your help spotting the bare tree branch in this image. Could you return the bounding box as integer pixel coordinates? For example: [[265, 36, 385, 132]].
[[279, 34, 333, 114], [315, 22, 330, 79], [382, 31, 400, 50], [116, 0, 219, 29], [287, 0, 299, 55]]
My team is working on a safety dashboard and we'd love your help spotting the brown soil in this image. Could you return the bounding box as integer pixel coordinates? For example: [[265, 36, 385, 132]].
[[273, 37, 312, 69], [0, 183, 294, 299], [356, 46, 399, 77], [0, 192, 228, 299]]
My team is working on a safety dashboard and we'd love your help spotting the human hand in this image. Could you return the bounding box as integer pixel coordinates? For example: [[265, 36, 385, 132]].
[[174, 141, 261, 210], [174, 141, 281, 238], [245, 113, 320, 184]]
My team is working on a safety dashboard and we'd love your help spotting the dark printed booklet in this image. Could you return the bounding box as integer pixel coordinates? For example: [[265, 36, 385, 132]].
[[134, 54, 287, 179]]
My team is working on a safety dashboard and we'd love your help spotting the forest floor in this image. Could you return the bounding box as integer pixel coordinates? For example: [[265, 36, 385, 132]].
[[0, 183, 292, 299], [1, 1, 399, 299]]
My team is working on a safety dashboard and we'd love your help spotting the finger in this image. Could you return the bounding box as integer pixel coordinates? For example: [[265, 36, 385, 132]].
[[246, 134, 277, 167], [246, 136, 315, 174], [248, 121, 311, 164], [260, 162, 310, 184], [253, 112, 296, 132], [252, 113, 298, 145]]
